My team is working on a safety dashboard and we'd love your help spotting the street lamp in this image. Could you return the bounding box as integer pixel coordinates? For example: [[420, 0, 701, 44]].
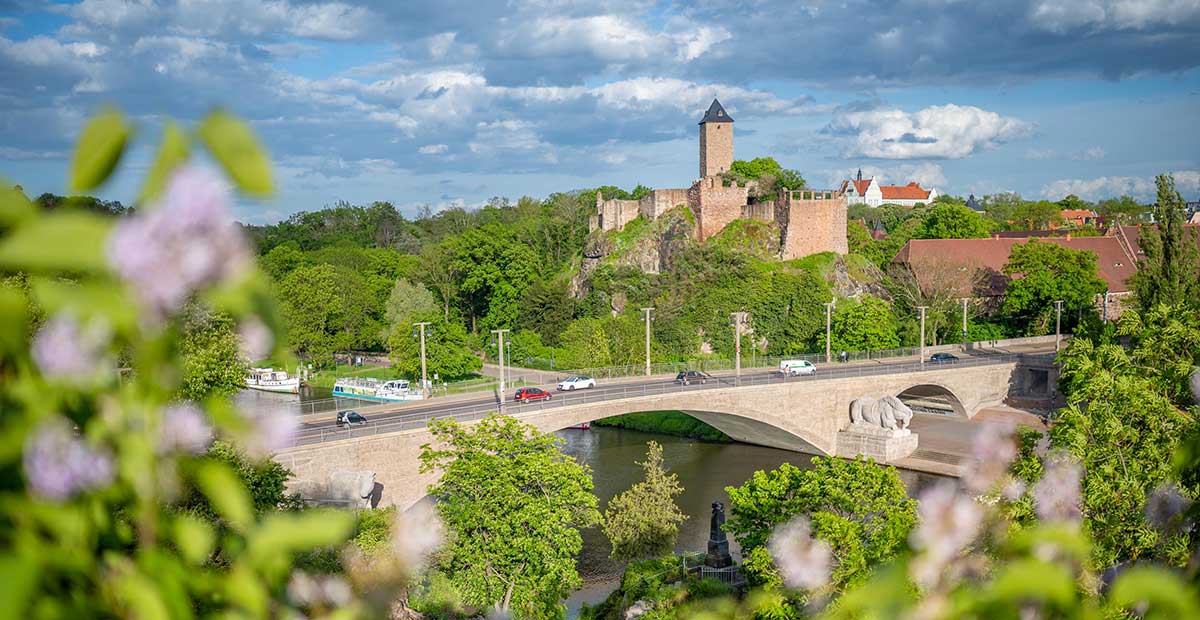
[[413, 322, 431, 397], [641, 307, 654, 377], [1054, 300, 1064, 351], [824, 302, 834, 364], [960, 297, 969, 349], [730, 312, 748, 383], [918, 306, 928, 365], [490, 328, 510, 405]]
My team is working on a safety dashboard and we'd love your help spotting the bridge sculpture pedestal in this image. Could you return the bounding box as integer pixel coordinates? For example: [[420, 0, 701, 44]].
[[836, 424, 918, 463]]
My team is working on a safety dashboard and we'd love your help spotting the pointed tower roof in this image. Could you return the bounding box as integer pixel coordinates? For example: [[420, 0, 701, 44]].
[[699, 99, 733, 124]]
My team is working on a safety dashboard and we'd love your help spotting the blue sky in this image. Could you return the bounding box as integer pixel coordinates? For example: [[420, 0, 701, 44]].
[[1, 0, 1198, 224]]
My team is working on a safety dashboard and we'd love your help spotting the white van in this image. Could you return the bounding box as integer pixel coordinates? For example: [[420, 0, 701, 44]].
[[779, 359, 817, 376]]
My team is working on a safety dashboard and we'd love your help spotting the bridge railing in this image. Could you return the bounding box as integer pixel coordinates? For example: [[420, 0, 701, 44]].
[[289, 351, 1051, 448]]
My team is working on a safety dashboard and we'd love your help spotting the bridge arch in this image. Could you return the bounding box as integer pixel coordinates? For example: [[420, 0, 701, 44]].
[[894, 383, 968, 418]]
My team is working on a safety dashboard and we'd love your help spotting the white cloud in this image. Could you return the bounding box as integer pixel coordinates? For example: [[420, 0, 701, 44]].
[[495, 14, 729, 65], [829, 103, 1032, 159], [1040, 170, 1200, 200], [418, 143, 448, 155], [1071, 146, 1106, 160], [1030, 0, 1200, 33], [1025, 148, 1057, 160], [69, 0, 375, 41]]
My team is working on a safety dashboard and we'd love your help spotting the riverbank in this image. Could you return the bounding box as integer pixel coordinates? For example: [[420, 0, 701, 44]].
[[592, 411, 730, 442]]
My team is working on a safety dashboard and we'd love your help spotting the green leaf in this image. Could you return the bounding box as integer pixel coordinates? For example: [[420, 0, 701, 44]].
[[139, 121, 190, 204], [195, 461, 253, 532], [0, 553, 38, 620], [986, 559, 1075, 608], [0, 211, 111, 274], [197, 109, 273, 196], [31, 277, 138, 333], [246, 510, 354, 575], [69, 107, 131, 192], [0, 182, 36, 228], [1107, 566, 1199, 619], [0, 288, 28, 356], [173, 515, 216, 565], [224, 562, 267, 618]]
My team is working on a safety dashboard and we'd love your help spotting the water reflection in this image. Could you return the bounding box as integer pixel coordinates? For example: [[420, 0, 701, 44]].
[[554, 425, 946, 612]]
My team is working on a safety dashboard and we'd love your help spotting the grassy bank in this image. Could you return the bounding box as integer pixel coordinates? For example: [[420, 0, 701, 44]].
[[592, 411, 730, 442]]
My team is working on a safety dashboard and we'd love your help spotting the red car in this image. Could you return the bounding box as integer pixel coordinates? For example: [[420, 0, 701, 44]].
[[514, 387, 552, 403]]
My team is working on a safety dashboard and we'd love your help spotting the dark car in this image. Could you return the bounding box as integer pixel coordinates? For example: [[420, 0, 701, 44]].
[[514, 387, 552, 403], [674, 370, 711, 385], [336, 410, 367, 427], [929, 352, 959, 363]]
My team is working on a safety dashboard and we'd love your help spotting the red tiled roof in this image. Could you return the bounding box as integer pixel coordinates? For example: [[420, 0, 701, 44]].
[[879, 181, 931, 201], [894, 236, 1138, 295], [1060, 209, 1097, 218], [1112, 223, 1200, 260], [840, 179, 871, 194]]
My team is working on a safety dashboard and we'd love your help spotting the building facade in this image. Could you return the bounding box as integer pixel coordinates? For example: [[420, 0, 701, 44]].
[[840, 169, 939, 207]]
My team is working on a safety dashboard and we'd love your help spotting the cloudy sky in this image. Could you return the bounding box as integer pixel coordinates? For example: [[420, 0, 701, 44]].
[[1, 0, 1198, 223]]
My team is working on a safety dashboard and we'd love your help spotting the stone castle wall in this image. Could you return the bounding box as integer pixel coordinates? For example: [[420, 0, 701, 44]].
[[591, 193, 641, 232], [742, 202, 775, 224], [641, 188, 689, 220], [699, 122, 733, 179], [778, 190, 848, 260], [688, 176, 750, 241]]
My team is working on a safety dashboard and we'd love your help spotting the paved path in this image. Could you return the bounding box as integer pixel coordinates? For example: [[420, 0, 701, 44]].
[[895, 405, 1049, 477]]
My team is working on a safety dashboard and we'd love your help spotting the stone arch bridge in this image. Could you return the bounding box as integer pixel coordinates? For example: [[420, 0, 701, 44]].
[[275, 356, 1045, 510]]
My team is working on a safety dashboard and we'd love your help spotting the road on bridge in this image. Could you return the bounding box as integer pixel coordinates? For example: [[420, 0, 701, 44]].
[[293, 343, 1057, 448]]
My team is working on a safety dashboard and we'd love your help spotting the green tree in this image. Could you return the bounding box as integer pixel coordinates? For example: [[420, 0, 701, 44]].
[[1056, 194, 1093, 212], [602, 441, 688, 562], [1001, 239, 1106, 334], [385, 277, 439, 333], [1095, 194, 1145, 225], [830, 296, 900, 352], [178, 305, 248, 400], [982, 191, 1024, 229], [1012, 199, 1063, 231], [259, 241, 307, 280], [276, 263, 377, 365], [447, 223, 540, 332], [1131, 173, 1200, 311], [556, 317, 613, 369], [177, 442, 301, 521], [420, 415, 601, 620], [725, 457, 916, 590], [915, 202, 992, 239], [388, 315, 481, 381]]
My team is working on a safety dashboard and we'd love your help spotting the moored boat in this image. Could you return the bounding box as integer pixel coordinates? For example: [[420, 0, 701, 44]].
[[332, 378, 424, 402], [245, 368, 301, 394], [566, 421, 591, 430]]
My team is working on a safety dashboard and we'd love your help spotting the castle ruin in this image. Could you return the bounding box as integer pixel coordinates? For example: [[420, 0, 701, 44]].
[[589, 99, 847, 260]]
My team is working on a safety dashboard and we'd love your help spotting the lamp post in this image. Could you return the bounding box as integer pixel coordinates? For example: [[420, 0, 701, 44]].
[[918, 306, 928, 365], [1054, 300, 1063, 351], [960, 297, 969, 349], [730, 312, 748, 383], [490, 328, 510, 405], [413, 321, 431, 397], [641, 307, 654, 377], [824, 302, 834, 364]]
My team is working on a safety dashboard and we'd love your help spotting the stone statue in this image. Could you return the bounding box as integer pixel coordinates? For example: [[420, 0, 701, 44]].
[[705, 501, 733, 568], [328, 470, 377, 509], [1190, 367, 1200, 408], [850, 395, 913, 431]]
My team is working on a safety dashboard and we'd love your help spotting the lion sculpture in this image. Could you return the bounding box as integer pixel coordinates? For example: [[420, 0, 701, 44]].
[[850, 395, 913, 431]]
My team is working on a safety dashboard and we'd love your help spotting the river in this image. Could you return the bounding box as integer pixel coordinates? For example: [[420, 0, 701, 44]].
[[553, 424, 946, 614]]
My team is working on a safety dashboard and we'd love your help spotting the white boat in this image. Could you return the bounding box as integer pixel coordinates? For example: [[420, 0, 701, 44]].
[[332, 378, 424, 402], [245, 368, 301, 394]]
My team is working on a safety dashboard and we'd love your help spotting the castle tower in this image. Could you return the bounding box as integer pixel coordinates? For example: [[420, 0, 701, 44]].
[[698, 99, 733, 179]]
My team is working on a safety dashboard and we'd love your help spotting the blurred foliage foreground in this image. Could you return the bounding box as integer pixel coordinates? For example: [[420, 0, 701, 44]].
[[0, 108, 440, 619]]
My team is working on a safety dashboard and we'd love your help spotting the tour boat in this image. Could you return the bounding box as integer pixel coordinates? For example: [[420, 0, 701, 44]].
[[244, 368, 301, 394], [566, 421, 591, 430], [332, 378, 424, 402]]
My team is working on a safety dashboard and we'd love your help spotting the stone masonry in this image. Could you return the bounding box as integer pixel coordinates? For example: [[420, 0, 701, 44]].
[[589, 98, 847, 260]]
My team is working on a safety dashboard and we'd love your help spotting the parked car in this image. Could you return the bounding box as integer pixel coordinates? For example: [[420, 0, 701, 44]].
[[674, 370, 711, 385], [779, 359, 817, 376], [336, 410, 367, 427], [514, 387, 552, 403], [557, 375, 596, 391], [929, 352, 959, 363]]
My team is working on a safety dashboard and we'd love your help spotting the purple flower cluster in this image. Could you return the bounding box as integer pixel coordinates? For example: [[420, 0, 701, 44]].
[[1033, 455, 1083, 523], [159, 403, 213, 455], [910, 481, 983, 588], [23, 419, 114, 501], [768, 516, 833, 591], [287, 572, 352, 608], [107, 165, 250, 321], [241, 408, 299, 456], [238, 317, 273, 361], [1144, 482, 1191, 532], [965, 422, 1017, 493], [392, 501, 445, 574], [31, 313, 110, 382]]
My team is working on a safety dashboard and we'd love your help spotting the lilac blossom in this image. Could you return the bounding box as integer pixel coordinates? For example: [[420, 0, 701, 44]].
[[31, 313, 111, 382], [909, 481, 984, 588], [392, 500, 445, 575], [159, 403, 213, 455], [238, 317, 273, 361], [287, 572, 352, 608], [768, 516, 833, 591], [23, 419, 114, 501], [965, 422, 1017, 493], [1033, 455, 1083, 523], [1144, 482, 1191, 532], [241, 408, 299, 456], [107, 165, 250, 321]]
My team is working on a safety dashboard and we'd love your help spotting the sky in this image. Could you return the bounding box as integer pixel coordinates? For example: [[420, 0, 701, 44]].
[[1, 0, 1198, 224]]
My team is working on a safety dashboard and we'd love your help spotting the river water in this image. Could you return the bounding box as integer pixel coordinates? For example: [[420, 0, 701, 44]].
[[553, 425, 946, 613]]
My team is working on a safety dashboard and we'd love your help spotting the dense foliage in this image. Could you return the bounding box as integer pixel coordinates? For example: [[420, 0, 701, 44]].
[[1002, 238, 1107, 335], [419, 414, 602, 620], [602, 441, 688, 561]]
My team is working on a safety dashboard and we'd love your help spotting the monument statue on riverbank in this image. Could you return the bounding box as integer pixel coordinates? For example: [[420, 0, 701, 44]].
[[706, 501, 734, 568], [837, 395, 919, 463], [849, 395, 913, 431]]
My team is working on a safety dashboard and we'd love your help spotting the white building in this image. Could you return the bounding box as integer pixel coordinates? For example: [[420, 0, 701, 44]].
[[840, 169, 939, 208]]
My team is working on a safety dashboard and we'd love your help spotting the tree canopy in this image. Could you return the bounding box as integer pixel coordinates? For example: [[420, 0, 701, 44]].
[[1002, 239, 1106, 334], [602, 441, 688, 562]]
